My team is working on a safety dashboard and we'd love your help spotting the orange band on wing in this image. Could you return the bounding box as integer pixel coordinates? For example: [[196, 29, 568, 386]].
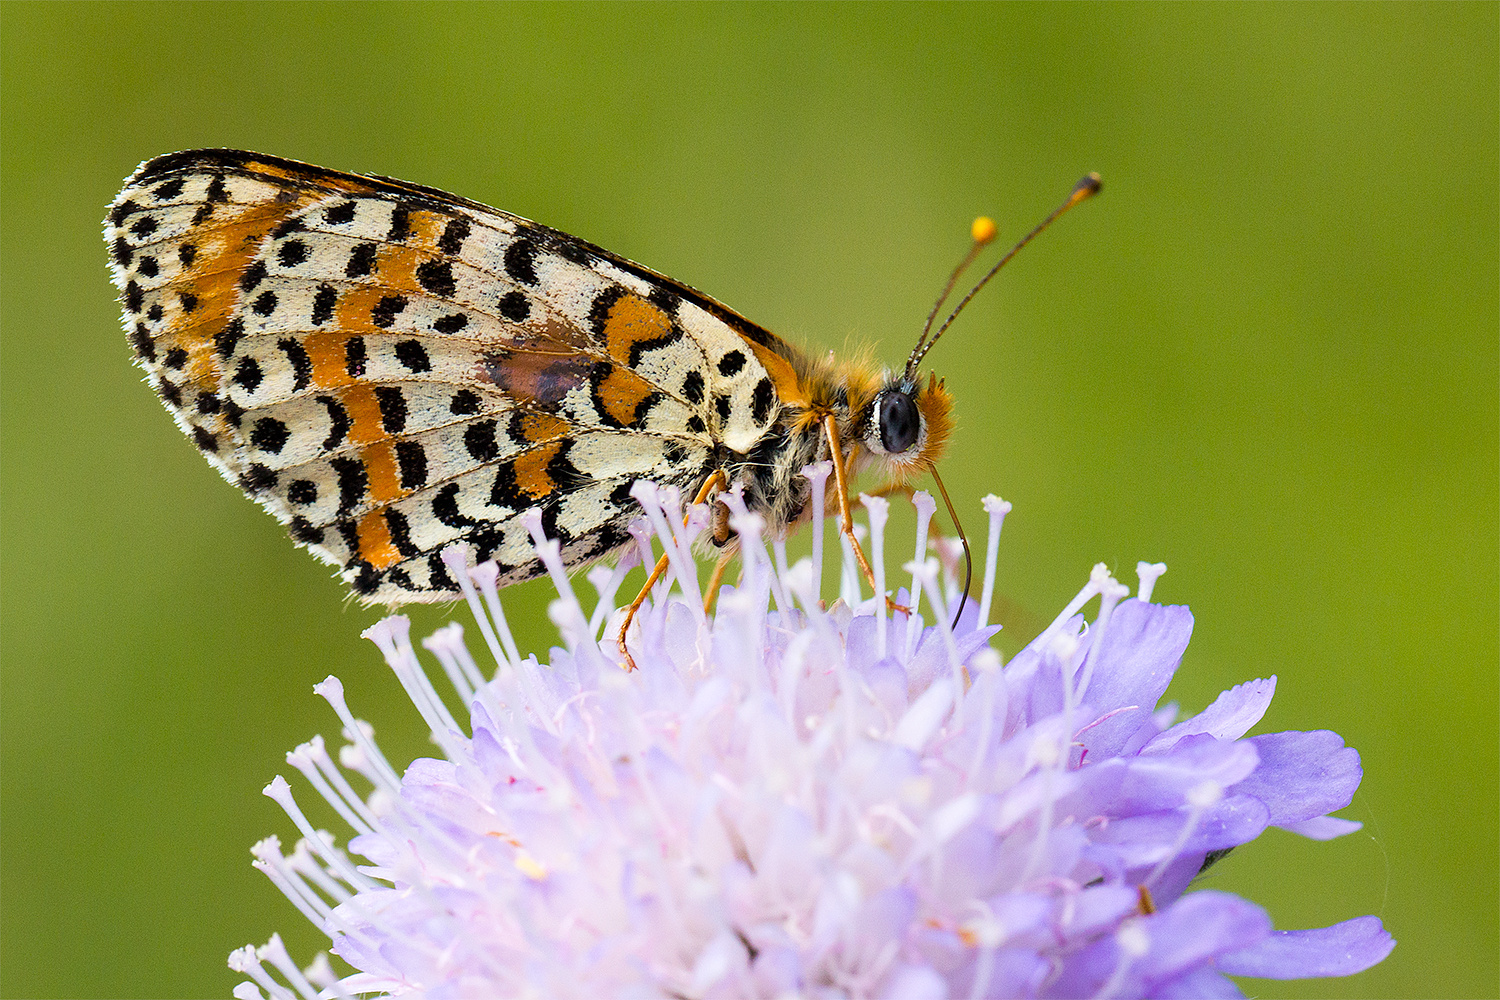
[[361, 440, 404, 506], [602, 293, 674, 366], [513, 441, 564, 500], [356, 507, 401, 570]]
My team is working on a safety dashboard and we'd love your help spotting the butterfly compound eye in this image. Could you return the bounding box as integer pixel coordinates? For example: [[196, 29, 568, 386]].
[[878, 391, 920, 454]]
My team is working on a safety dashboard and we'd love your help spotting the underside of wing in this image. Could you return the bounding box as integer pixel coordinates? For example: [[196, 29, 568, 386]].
[[104, 149, 796, 602]]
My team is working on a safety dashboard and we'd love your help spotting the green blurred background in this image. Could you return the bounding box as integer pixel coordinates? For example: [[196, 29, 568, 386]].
[[2, 3, 1494, 997]]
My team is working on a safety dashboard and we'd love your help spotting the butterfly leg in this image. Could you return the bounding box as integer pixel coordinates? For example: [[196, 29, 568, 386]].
[[821, 414, 909, 615], [616, 469, 729, 671], [702, 550, 735, 615]]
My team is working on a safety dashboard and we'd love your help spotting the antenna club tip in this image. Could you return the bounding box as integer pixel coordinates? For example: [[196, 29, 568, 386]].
[[1075, 172, 1103, 197], [970, 216, 998, 245]]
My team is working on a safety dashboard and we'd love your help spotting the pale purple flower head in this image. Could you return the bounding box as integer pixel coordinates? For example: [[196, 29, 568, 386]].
[[231, 468, 1392, 998]]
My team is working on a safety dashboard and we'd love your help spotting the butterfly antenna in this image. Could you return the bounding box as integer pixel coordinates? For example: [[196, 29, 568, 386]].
[[906, 172, 1101, 378], [929, 465, 973, 629], [910, 216, 999, 369]]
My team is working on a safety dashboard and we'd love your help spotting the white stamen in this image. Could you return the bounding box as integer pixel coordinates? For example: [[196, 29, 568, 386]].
[[312, 677, 401, 794], [1071, 573, 1130, 708], [1042, 562, 1114, 642], [1136, 561, 1167, 603], [420, 623, 476, 704], [862, 493, 891, 659], [522, 507, 595, 649], [286, 738, 374, 838], [257, 934, 318, 1000], [977, 496, 1012, 629], [908, 490, 938, 621], [908, 557, 965, 706], [363, 617, 466, 754], [801, 461, 833, 604], [631, 481, 706, 622], [260, 779, 373, 891], [442, 546, 520, 673], [229, 942, 299, 1000]]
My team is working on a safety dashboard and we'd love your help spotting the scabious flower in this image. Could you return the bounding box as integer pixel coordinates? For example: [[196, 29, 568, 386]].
[[230, 466, 1393, 999]]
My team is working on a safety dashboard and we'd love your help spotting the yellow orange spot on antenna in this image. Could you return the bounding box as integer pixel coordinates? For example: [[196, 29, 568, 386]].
[[971, 216, 998, 245]]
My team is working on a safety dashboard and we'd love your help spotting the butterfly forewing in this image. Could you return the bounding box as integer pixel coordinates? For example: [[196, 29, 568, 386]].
[[106, 150, 788, 602]]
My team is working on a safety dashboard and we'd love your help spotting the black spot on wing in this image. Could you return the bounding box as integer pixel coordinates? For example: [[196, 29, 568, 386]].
[[215, 319, 244, 359], [240, 464, 277, 491], [311, 284, 337, 325], [289, 516, 324, 544], [331, 456, 367, 516], [388, 204, 412, 242], [449, 389, 480, 415], [384, 508, 420, 558], [394, 340, 430, 372], [371, 295, 406, 329], [251, 417, 290, 455], [375, 386, 407, 433], [317, 395, 350, 451], [416, 259, 456, 297], [752, 377, 775, 425], [152, 177, 185, 200], [504, 238, 539, 285], [234, 356, 263, 392], [499, 291, 530, 322], [465, 420, 500, 462], [433, 482, 475, 527], [277, 239, 309, 267], [346, 242, 378, 278], [241, 260, 268, 292], [718, 350, 746, 377], [279, 338, 312, 392], [129, 323, 155, 362], [438, 217, 471, 254], [395, 440, 428, 489], [345, 337, 366, 377]]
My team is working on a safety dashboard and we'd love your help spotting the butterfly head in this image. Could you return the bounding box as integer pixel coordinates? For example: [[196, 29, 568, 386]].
[[857, 370, 954, 485]]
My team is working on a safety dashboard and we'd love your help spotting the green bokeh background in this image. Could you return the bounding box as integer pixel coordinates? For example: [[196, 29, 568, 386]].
[[2, 3, 1494, 997]]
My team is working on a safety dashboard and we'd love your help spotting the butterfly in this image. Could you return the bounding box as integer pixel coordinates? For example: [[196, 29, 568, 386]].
[[105, 149, 1097, 658]]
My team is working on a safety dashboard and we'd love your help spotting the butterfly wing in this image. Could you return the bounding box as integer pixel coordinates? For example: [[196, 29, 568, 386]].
[[105, 149, 800, 603]]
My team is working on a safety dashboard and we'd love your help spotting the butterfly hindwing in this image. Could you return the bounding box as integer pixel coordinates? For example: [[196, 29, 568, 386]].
[[107, 149, 783, 602]]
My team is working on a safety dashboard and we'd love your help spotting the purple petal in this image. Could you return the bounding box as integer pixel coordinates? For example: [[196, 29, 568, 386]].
[[1077, 601, 1195, 758], [1111, 734, 1260, 813], [1090, 794, 1271, 867], [1153, 965, 1248, 998], [1279, 815, 1363, 840], [1231, 730, 1362, 826], [1145, 677, 1276, 755], [1216, 915, 1395, 978], [1139, 891, 1272, 984]]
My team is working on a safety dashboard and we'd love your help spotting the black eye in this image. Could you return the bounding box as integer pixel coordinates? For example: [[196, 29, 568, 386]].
[[878, 391, 920, 453]]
